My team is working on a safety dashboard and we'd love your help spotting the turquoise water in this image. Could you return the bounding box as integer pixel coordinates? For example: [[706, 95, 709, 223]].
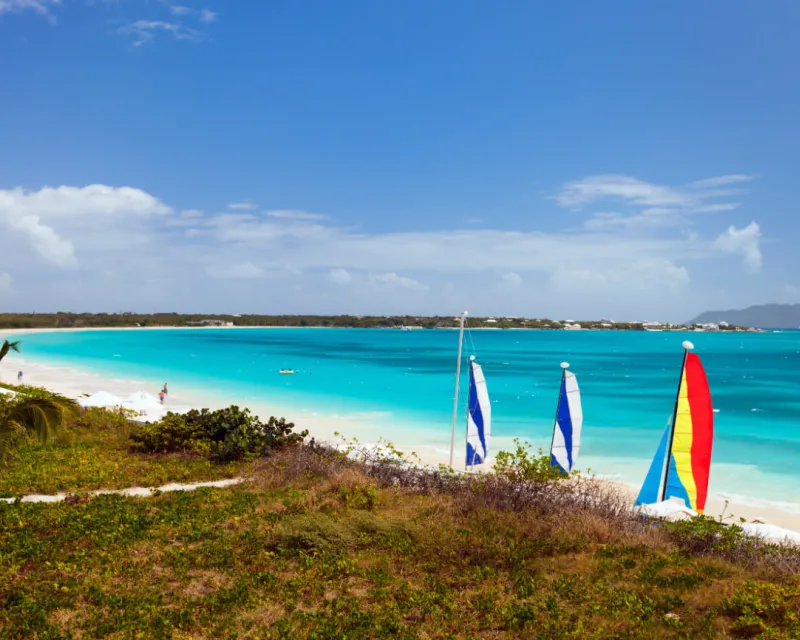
[[14, 328, 800, 504]]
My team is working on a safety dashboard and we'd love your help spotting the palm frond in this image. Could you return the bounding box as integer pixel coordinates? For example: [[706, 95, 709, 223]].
[[0, 340, 21, 362], [8, 398, 65, 443]]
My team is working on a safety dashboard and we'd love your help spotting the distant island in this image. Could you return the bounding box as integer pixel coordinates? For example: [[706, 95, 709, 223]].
[[0, 312, 759, 332], [691, 303, 800, 329]]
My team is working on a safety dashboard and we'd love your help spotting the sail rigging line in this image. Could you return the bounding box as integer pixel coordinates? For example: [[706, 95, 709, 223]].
[[661, 342, 691, 503], [448, 311, 468, 469]]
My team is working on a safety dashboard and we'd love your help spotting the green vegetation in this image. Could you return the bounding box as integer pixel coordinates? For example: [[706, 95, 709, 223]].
[[1, 408, 799, 638], [0, 418, 244, 498], [0, 383, 79, 464], [130, 405, 308, 462], [0, 312, 755, 331]]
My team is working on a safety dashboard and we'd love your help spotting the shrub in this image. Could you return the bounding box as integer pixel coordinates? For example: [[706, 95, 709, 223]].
[[494, 438, 569, 483], [72, 406, 136, 434], [129, 405, 308, 462]]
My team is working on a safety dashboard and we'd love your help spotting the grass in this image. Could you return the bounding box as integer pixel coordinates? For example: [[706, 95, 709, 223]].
[[2, 443, 800, 639], [0, 423, 245, 498]]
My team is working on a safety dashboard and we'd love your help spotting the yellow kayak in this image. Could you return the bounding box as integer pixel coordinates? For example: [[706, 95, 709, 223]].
[[279, 369, 295, 375]]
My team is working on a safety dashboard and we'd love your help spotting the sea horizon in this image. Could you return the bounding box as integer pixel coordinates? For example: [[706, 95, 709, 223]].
[[3, 326, 800, 512]]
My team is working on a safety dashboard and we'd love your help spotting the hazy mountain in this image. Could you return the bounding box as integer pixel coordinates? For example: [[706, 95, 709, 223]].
[[690, 304, 800, 328]]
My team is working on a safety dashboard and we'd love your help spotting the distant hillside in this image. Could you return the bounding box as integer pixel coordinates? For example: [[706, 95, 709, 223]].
[[691, 303, 800, 328]]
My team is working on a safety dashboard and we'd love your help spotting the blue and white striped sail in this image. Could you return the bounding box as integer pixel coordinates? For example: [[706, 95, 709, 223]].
[[550, 370, 583, 473], [466, 361, 491, 467]]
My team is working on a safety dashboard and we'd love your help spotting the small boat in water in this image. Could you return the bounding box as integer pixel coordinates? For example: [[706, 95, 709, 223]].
[[279, 369, 295, 375], [635, 341, 714, 513]]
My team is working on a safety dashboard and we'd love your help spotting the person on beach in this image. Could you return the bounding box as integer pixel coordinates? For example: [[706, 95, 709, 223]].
[[158, 390, 165, 405], [163, 383, 168, 397], [17, 371, 22, 383], [309, 437, 316, 449]]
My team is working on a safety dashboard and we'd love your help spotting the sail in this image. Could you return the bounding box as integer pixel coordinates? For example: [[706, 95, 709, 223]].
[[550, 370, 582, 473], [663, 352, 714, 512], [466, 361, 491, 466], [635, 419, 670, 506]]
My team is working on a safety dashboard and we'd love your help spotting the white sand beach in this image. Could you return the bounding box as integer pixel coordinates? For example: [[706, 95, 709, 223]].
[[2, 327, 800, 541]]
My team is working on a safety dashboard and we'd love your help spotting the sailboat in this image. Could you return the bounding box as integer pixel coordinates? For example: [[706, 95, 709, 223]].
[[550, 362, 583, 473], [635, 341, 714, 513], [466, 355, 491, 467], [448, 311, 492, 469]]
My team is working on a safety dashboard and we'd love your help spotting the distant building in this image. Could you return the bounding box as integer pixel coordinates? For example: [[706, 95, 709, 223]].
[[486, 318, 498, 324], [719, 321, 729, 327], [186, 319, 234, 327]]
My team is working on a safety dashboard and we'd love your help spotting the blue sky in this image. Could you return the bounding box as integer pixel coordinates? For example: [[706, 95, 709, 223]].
[[1, 1, 798, 320]]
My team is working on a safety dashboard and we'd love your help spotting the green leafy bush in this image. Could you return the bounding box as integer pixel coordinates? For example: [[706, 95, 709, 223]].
[[129, 405, 308, 462], [494, 438, 569, 483]]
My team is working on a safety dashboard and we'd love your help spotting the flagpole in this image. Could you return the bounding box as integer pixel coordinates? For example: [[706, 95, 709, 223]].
[[660, 341, 693, 502], [449, 311, 468, 469], [549, 362, 569, 464]]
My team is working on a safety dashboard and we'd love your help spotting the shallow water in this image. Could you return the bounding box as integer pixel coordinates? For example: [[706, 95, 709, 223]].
[[15, 327, 800, 504]]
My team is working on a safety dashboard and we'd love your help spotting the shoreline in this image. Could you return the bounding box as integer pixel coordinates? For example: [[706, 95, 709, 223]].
[[2, 329, 799, 534], [0, 325, 765, 337]]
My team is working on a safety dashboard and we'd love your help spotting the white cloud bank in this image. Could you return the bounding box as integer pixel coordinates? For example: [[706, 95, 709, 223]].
[[0, 181, 766, 319]]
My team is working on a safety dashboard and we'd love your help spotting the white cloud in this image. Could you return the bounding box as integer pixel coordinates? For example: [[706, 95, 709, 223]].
[[714, 222, 762, 273], [369, 272, 429, 291], [9, 215, 77, 268], [266, 210, 327, 221], [0, 184, 171, 269], [0, 185, 171, 218], [688, 174, 755, 189], [561, 174, 753, 230], [328, 268, 352, 284], [208, 262, 265, 279], [227, 202, 257, 211], [500, 272, 522, 288], [550, 260, 690, 295], [119, 20, 202, 46], [692, 203, 741, 213], [557, 174, 694, 209], [0, 271, 12, 294], [168, 5, 216, 22], [0, 0, 60, 23]]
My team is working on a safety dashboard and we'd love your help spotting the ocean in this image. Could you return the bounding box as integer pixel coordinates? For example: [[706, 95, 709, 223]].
[[13, 327, 800, 506]]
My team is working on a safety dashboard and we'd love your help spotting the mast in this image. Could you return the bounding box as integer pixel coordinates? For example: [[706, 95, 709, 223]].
[[660, 341, 693, 502], [449, 311, 468, 468], [549, 362, 569, 460], [464, 355, 475, 470]]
